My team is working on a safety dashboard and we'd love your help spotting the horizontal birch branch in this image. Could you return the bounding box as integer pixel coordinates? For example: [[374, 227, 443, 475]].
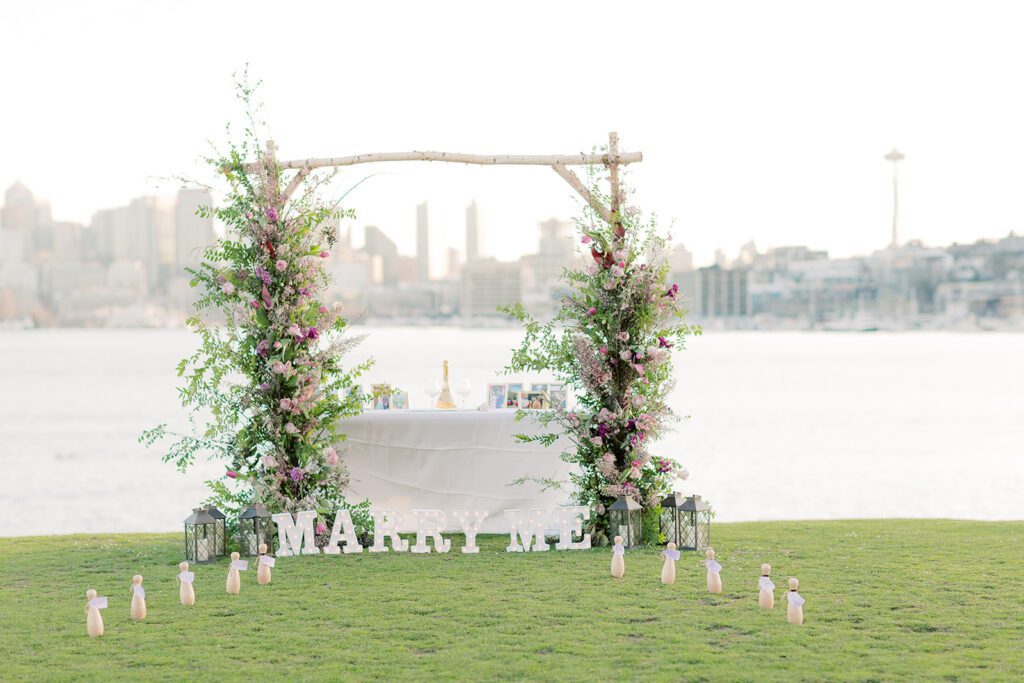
[[241, 150, 642, 173]]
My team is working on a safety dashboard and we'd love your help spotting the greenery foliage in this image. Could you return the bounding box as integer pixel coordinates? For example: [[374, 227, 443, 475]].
[[505, 167, 700, 543], [141, 75, 371, 530]]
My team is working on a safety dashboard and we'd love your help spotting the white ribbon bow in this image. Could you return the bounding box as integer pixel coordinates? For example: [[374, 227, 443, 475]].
[[662, 549, 680, 561], [132, 586, 145, 599], [612, 544, 625, 556], [788, 591, 805, 607], [231, 559, 249, 571], [706, 559, 722, 574], [88, 597, 108, 609], [759, 576, 775, 592], [178, 571, 195, 584], [259, 555, 276, 567]]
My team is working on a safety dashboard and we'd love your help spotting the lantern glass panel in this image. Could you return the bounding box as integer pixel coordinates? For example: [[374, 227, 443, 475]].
[[184, 508, 219, 563], [609, 495, 643, 548]]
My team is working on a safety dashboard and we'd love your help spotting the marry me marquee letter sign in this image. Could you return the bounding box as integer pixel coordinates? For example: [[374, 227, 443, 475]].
[[271, 508, 592, 556]]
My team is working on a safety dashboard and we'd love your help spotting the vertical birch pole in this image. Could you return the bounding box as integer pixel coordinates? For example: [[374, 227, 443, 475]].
[[608, 131, 623, 236], [264, 139, 281, 210]]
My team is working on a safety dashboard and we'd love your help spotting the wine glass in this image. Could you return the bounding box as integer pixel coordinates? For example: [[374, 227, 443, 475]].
[[457, 379, 471, 408], [425, 380, 441, 409]]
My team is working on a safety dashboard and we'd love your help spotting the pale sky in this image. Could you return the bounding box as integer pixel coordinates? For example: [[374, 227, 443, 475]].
[[3, 1, 1024, 267]]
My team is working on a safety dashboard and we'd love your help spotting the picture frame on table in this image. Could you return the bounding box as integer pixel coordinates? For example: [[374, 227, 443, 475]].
[[487, 384, 507, 410], [525, 383, 550, 410], [505, 383, 523, 409], [391, 391, 410, 410], [371, 384, 391, 410]]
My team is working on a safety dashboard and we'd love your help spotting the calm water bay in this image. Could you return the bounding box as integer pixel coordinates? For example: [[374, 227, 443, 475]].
[[0, 328, 1021, 536]]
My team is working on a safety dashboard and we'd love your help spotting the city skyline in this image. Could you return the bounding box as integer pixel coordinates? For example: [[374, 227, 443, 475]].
[[5, 2, 1024, 267], [2, 177, 1021, 329]]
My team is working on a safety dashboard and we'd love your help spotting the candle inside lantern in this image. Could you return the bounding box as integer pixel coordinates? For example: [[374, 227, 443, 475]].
[[197, 536, 213, 562]]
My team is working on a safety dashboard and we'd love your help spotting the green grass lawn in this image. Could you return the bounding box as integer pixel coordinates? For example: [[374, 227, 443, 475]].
[[1, 520, 1022, 681]]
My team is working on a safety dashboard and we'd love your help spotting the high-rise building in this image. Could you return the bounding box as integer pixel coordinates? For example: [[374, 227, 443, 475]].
[[363, 225, 399, 285], [175, 188, 215, 275], [465, 200, 480, 263], [2, 182, 44, 261], [461, 258, 521, 317], [522, 218, 576, 319], [416, 202, 429, 282]]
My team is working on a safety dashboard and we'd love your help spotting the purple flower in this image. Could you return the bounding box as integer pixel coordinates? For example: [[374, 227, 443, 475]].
[[305, 327, 319, 341], [259, 382, 270, 391], [658, 336, 673, 348], [289, 467, 304, 481], [266, 207, 279, 222], [255, 266, 272, 286], [665, 283, 679, 299], [256, 339, 269, 358]]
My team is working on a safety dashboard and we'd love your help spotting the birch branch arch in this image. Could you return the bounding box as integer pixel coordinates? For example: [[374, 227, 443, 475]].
[[237, 132, 641, 228]]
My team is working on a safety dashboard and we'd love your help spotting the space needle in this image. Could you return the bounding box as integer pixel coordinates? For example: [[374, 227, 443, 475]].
[[884, 148, 905, 249]]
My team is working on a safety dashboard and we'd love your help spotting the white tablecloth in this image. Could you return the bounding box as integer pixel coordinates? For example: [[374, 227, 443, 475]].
[[339, 410, 573, 532]]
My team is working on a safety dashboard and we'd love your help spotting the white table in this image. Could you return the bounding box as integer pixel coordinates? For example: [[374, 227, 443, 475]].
[[339, 410, 573, 532]]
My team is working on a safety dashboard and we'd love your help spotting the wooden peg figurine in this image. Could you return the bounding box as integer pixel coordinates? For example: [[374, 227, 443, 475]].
[[85, 589, 106, 637], [130, 575, 147, 621], [610, 535, 625, 578], [705, 548, 722, 594], [758, 563, 775, 609], [178, 561, 196, 606], [226, 551, 247, 594], [661, 542, 680, 584], [786, 578, 805, 625], [257, 543, 275, 585]]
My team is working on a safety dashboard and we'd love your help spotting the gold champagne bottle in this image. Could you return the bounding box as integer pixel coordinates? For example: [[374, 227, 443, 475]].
[[436, 360, 456, 409]]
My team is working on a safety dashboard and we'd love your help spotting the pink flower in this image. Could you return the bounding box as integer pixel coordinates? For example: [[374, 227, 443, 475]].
[[590, 436, 603, 446], [261, 454, 276, 468], [226, 470, 237, 479], [279, 398, 292, 411], [316, 522, 328, 534], [617, 331, 629, 342], [324, 447, 338, 466], [599, 347, 608, 355], [275, 259, 287, 271], [221, 282, 234, 295], [613, 250, 627, 262], [597, 503, 606, 515], [250, 299, 261, 309], [288, 324, 301, 337], [587, 307, 597, 316], [320, 251, 330, 259], [289, 466, 304, 481], [634, 364, 645, 374], [284, 422, 298, 435], [581, 235, 592, 244]]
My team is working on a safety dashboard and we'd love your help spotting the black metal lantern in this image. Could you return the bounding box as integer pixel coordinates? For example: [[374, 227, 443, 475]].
[[678, 495, 712, 551], [238, 504, 275, 556], [608, 495, 643, 548], [183, 507, 219, 563], [659, 491, 686, 546], [203, 505, 228, 556]]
